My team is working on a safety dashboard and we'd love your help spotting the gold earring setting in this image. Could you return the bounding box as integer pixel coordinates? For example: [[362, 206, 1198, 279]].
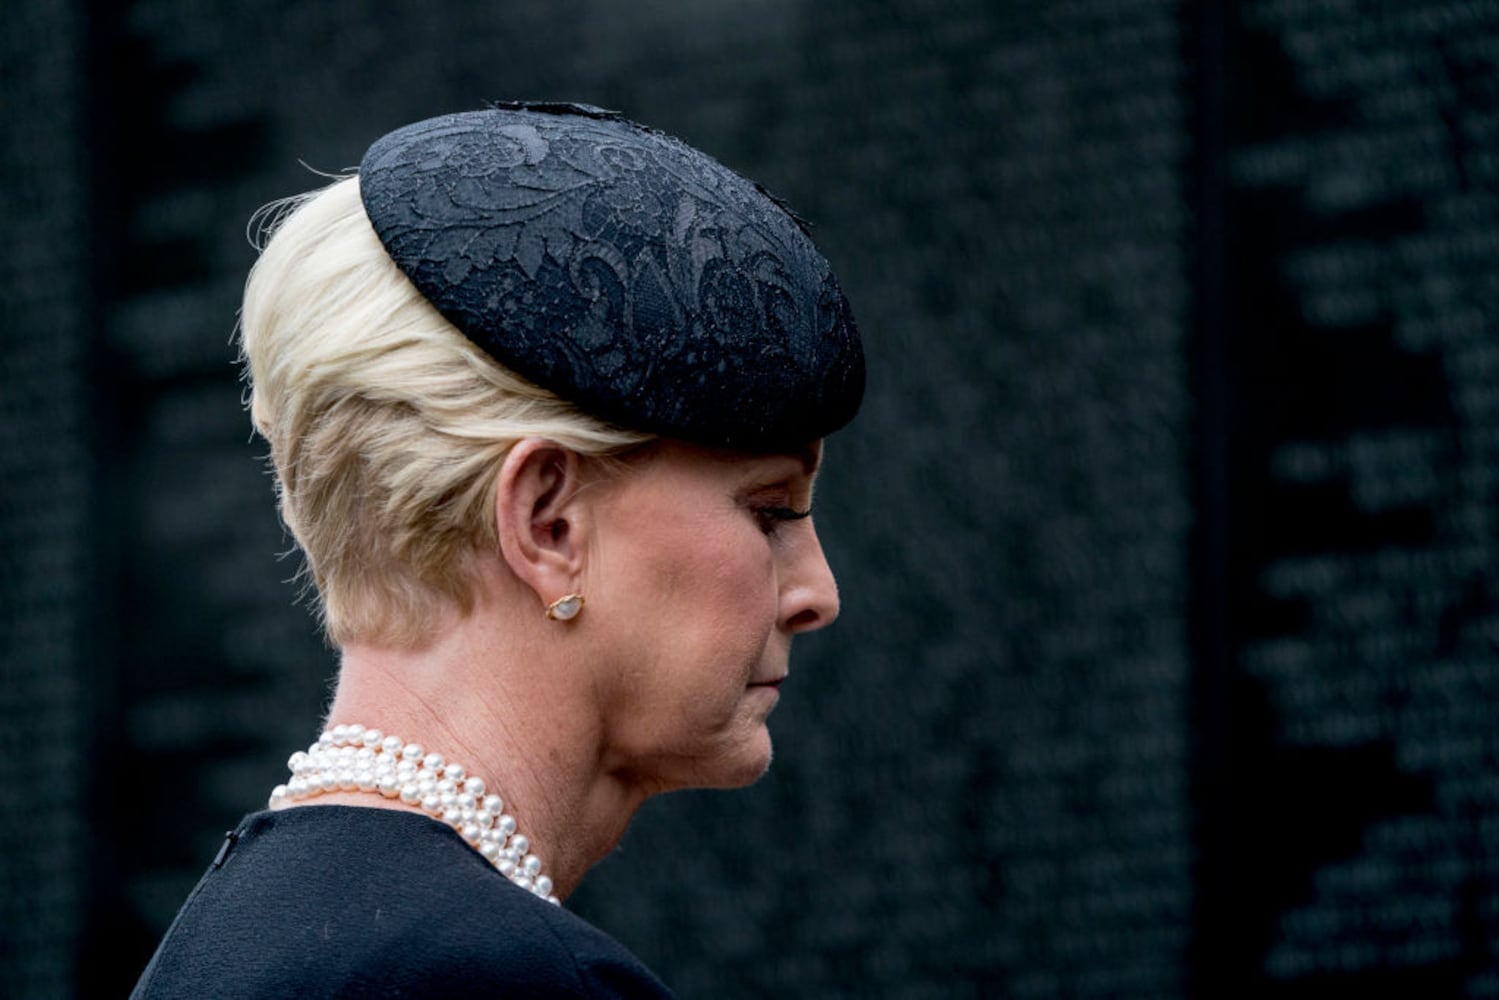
[[545, 593, 585, 621]]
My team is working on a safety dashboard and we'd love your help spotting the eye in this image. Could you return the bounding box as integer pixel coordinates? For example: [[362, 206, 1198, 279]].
[[752, 504, 811, 535]]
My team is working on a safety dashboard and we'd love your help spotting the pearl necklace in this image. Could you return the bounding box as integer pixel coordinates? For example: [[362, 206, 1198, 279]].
[[269, 723, 559, 904]]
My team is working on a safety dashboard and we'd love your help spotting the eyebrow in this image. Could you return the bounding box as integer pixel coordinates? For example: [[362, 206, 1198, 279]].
[[794, 441, 822, 475], [728, 442, 822, 478]]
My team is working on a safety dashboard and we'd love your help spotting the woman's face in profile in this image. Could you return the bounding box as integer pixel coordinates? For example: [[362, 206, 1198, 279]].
[[583, 439, 839, 791]]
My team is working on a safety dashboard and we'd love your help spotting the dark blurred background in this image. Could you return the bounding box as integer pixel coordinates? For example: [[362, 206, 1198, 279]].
[[4, 0, 1498, 996]]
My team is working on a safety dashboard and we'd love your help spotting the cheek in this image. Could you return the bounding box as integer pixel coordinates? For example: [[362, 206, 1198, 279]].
[[597, 505, 778, 654], [703, 526, 776, 598], [710, 545, 781, 656], [656, 518, 767, 592], [661, 530, 778, 649]]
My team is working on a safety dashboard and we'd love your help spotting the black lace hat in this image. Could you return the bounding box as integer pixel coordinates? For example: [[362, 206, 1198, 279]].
[[358, 103, 864, 451]]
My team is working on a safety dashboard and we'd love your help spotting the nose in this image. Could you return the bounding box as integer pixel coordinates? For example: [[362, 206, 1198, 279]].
[[780, 522, 841, 634]]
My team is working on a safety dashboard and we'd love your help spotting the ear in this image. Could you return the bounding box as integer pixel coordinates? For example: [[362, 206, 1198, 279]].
[[494, 438, 592, 612]]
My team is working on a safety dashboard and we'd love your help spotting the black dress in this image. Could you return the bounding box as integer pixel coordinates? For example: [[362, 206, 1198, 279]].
[[130, 806, 676, 998]]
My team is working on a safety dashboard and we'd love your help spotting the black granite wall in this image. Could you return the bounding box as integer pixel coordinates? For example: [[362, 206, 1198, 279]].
[[2, 1, 1496, 997]]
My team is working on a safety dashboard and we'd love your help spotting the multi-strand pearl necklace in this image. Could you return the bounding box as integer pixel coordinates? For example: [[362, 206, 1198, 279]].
[[269, 723, 559, 904]]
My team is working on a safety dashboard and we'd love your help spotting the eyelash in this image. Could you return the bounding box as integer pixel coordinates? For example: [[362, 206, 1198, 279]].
[[753, 505, 811, 534]]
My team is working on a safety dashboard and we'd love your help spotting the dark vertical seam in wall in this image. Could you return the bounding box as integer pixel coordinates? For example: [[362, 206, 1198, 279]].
[[1185, 0, 1231, 994], [78, 0, 130, 992]]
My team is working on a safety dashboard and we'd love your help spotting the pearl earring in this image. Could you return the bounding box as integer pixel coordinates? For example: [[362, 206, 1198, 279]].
[[545, 593, 585, 621]]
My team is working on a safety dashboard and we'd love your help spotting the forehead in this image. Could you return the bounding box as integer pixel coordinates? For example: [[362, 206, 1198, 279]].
[[651, 439, 822, 477], [607, 439, 823, 496]]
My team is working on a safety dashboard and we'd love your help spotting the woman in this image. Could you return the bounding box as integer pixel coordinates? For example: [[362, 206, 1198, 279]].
[[131, 103, 863, 997]]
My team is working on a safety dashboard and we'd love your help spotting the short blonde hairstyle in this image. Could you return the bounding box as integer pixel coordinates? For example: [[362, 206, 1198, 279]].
[[240, 176, 652, 647]]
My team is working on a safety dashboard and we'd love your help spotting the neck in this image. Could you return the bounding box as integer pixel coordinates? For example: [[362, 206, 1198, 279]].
[[305, 602, 648, 901]]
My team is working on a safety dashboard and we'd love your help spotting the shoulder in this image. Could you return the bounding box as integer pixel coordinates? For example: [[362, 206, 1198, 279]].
[[133, 807, 675, 999]]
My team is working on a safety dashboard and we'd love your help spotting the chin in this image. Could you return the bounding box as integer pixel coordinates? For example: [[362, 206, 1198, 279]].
[[688, 731, 776, 791], [729, 732, 778, 787], [717, 752, 774, 789]]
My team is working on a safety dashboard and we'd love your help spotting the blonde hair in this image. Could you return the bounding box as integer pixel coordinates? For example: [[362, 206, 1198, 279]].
[[240, 176, 652, 647]]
